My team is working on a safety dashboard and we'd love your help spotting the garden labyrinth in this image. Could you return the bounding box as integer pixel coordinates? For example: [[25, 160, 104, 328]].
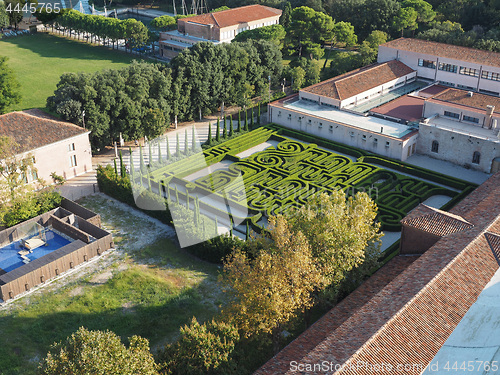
[[146, 125, 474, 233]]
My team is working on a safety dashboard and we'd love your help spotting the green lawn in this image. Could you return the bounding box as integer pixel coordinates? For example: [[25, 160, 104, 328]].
[[0, 195, 223, 375], [0, 33, 136, 111]]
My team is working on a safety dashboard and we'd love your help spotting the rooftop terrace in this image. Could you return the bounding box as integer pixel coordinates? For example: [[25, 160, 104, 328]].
[[281, 97, 415, 138]]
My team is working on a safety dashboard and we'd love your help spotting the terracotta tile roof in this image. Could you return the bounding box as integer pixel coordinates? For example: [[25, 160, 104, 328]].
[[485, 232, 500, 265], [381, 38, 500, 69], [256, 172, 500, 375], [0, 111, 85, 154], [179, 5, 281, 28], [301, 60, 415, 101], [401, 210, 474, 237], [427, 87, 500, 114]]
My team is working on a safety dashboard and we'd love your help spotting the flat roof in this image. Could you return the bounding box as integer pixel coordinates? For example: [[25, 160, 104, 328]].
[[418, 84, 449, 97], [381, 38, 500, 69], [279, 97, 415, 138], [159, 39, 192, 48], [370, 95, 425, 122], [423, 116, 500, 142], [301, 60, 415, 101]]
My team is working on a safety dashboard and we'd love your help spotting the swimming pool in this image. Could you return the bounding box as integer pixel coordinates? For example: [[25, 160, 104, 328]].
[[0, 230, 71, 273]]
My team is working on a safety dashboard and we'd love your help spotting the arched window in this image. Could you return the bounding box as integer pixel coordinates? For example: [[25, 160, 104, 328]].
[[431, 140, 439, 153], [472, 151, 481, 164]]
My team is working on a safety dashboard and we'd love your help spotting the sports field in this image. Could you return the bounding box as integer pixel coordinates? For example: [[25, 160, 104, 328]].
[[0, 33, 136, 111]]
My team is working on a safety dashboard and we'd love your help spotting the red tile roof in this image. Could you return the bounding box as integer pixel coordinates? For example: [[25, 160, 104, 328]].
[[381, 38, 500, 69], [401, 207, 474, 236], [428, 87, 500, 114], [302, 60, 415, 101], [179, 5, 281, 28], [256, 172, 500, 375], [0, 111, 86, 154]]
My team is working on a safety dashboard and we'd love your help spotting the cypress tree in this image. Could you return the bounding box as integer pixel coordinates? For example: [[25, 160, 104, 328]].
[[158, 142, 162, 163], [184, 128, 189, 154], [119, 150, 125, 178], [140, 145, 146, 173], [192, 126, 196, 152], [223, 116, 227, 138], [229, 115, 233, 137], [208, 122, 212, 145], [167, 137, 171, 160], [113, 159, 118, 176], [216, 118, 220, 142], [257, 103, 261, 125], [176, 133, 180, 157], [237, 111, 241, 132], [244, 109, 248, 131]]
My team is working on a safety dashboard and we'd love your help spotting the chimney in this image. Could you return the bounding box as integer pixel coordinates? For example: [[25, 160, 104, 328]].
[[486, 105, 495, 129], [467, 91, 474, 97]]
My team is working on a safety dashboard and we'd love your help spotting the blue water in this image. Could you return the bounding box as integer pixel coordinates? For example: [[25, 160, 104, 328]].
[[0, 230, 71, 273]]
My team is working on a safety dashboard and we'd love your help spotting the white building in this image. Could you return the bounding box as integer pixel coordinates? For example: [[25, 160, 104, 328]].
[[0, 110, 92, 184], [269, 60, 420, 161], [270, 38, 500, 172], [378, 38, 500, 96]]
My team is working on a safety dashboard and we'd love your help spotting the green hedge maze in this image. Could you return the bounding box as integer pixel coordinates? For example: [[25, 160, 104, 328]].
[[147, 124, 476, 232]]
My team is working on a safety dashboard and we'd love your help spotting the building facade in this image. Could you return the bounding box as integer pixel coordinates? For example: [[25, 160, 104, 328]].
[[159, 4, 281, 59], [378, 38, 500, 96], [0, 110, 92, 183]]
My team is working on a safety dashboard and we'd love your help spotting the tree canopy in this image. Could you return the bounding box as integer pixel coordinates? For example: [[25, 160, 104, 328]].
[[150, 15, 176, 30], [38, 327, 158, 375], [0, 56, 21, 114]]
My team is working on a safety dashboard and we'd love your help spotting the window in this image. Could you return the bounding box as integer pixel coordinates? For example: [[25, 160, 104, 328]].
[[350, 131, 355, 137], [431, 140, 439, 153], [472, 151, 481, 164], [459, 67, 479, 77], [438, 81, 455, 87], [68, 143, 75, 151], [479, 89, 500, 96], [329, 125, 333, 132], [418, 59, 436, 69], [463, 115, 479, 123], [481, 70, 500, 81], [457, 84, 475, 90], [444, 111, 460, 119], [438, 63, 458, 73], [70, 155, 77, 167], [385, 141, 390, 148], [362, 135, 367, 141]]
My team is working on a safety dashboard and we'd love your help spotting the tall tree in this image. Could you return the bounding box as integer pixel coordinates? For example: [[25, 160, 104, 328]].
[[288, 190, 382, 301], [0, 1, 9, 29], [280, 1, 292, 28], [393, 7, 418, 36], [402, 0, 435, 24], [0, 56, 21, 114], [38, 327, 158, 375], [221, 215, 323, 353]]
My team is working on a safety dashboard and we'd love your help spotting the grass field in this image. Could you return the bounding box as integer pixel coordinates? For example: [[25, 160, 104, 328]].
[[0, 33, 137, 111], [0, 194, 223, 375]]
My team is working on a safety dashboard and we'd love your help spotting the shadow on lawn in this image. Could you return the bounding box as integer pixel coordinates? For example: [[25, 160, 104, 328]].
[[0, 277, 217, 375], [0, 33, 137, 62]]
